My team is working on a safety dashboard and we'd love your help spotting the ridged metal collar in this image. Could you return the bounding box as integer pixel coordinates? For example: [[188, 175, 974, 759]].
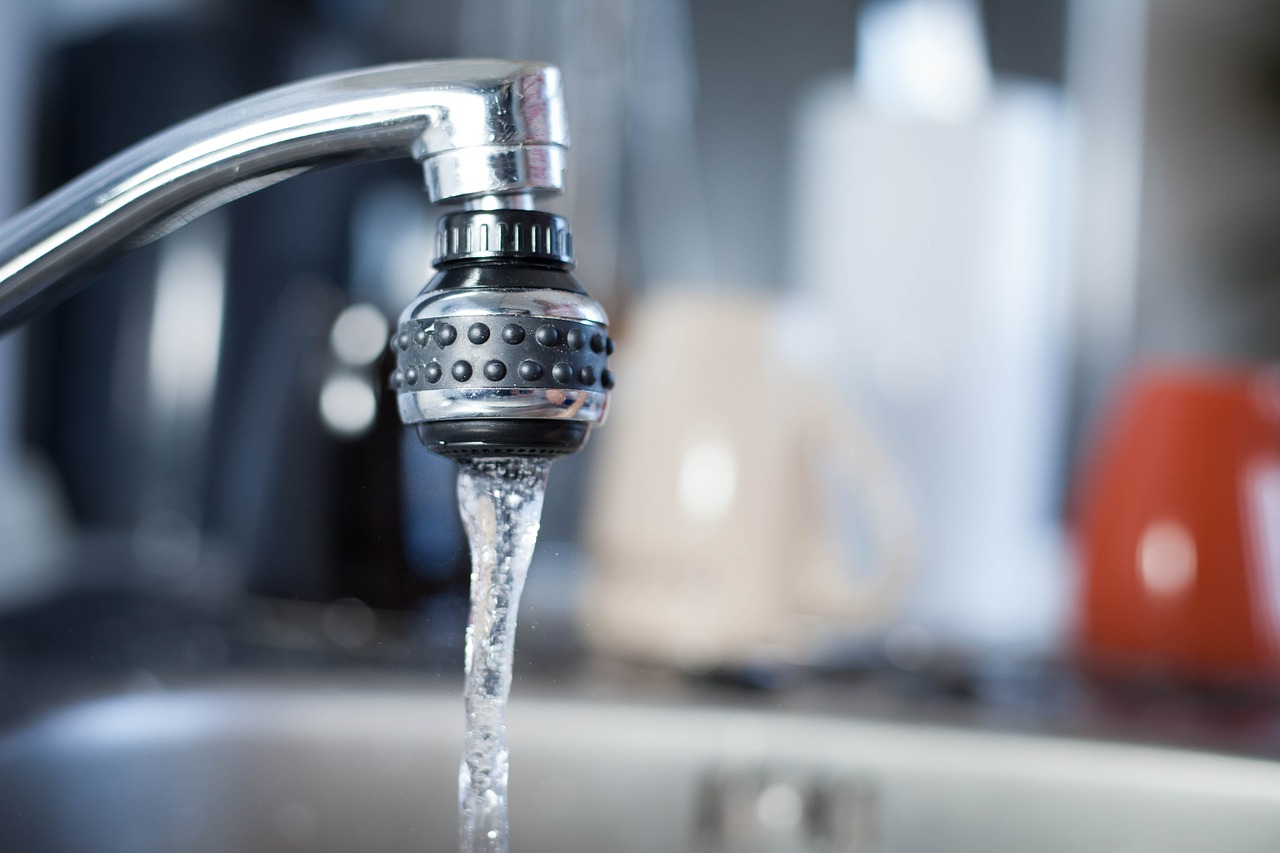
[[435, 209, 573, 268]]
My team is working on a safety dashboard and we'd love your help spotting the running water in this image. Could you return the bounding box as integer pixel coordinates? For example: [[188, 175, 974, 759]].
[[455, 457, 552, 853]]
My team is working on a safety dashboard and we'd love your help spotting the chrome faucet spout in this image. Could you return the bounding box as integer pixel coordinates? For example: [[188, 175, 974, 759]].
[[0, 59, 568, 333], [0, 58, 610, 459]]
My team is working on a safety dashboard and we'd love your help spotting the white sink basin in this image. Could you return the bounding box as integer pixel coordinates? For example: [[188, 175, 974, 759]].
[[1, 682, 1277, 852]]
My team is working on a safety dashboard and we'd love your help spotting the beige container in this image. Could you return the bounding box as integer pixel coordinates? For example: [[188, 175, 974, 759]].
[[582, 292, 915, 668]]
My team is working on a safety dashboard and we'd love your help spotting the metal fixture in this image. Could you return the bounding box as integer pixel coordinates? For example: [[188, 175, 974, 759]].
[[0, 59, 610, 459], [392, 207, 612, 458]]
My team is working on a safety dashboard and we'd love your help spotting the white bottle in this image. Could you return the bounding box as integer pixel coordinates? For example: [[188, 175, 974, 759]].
[[789, 0, 1070, 658]]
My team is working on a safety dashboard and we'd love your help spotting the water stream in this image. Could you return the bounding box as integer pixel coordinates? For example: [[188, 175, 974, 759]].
[[455, 457, 552, 853]]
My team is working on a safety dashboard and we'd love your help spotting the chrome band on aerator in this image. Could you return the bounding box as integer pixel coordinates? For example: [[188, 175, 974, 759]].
[[397, 388, 608, 424], [399, 287, 608, 327]]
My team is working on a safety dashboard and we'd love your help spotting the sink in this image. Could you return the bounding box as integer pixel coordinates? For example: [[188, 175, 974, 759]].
[[1, 682, 1279, 852]]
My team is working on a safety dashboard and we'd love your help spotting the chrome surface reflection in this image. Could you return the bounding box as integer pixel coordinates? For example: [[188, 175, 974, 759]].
[[0, 60, 568, 332], [398, 388, 608, 423]]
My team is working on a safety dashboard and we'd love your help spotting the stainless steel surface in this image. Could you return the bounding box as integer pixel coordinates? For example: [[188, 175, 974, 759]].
[[422, 140, 566, 208], [400, 287, 609, 326], [0, 60, 568, 332], [466, 192, 538, 211], [2, 683, 1280, 852], [397, 387, 608, 424]]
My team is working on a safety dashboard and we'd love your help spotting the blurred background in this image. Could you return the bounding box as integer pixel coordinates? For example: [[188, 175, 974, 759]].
[[4, 0, 1280, 848]]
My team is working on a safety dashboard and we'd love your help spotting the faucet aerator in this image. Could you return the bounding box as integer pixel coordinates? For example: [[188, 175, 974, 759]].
[[393, 208, 610, 459]]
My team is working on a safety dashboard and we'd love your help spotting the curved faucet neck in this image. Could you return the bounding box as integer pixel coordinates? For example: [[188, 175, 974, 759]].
[[0, 59, 568, 334]]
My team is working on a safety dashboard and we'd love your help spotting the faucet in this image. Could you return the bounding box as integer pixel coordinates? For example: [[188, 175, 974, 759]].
[[0, 59, 611, 458]]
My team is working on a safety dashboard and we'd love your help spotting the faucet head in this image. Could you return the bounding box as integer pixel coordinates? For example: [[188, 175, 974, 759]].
[[392, 208, 613, 459]]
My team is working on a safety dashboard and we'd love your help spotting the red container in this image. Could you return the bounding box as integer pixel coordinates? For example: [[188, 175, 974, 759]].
[[1075, 365, 1280, 682]]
